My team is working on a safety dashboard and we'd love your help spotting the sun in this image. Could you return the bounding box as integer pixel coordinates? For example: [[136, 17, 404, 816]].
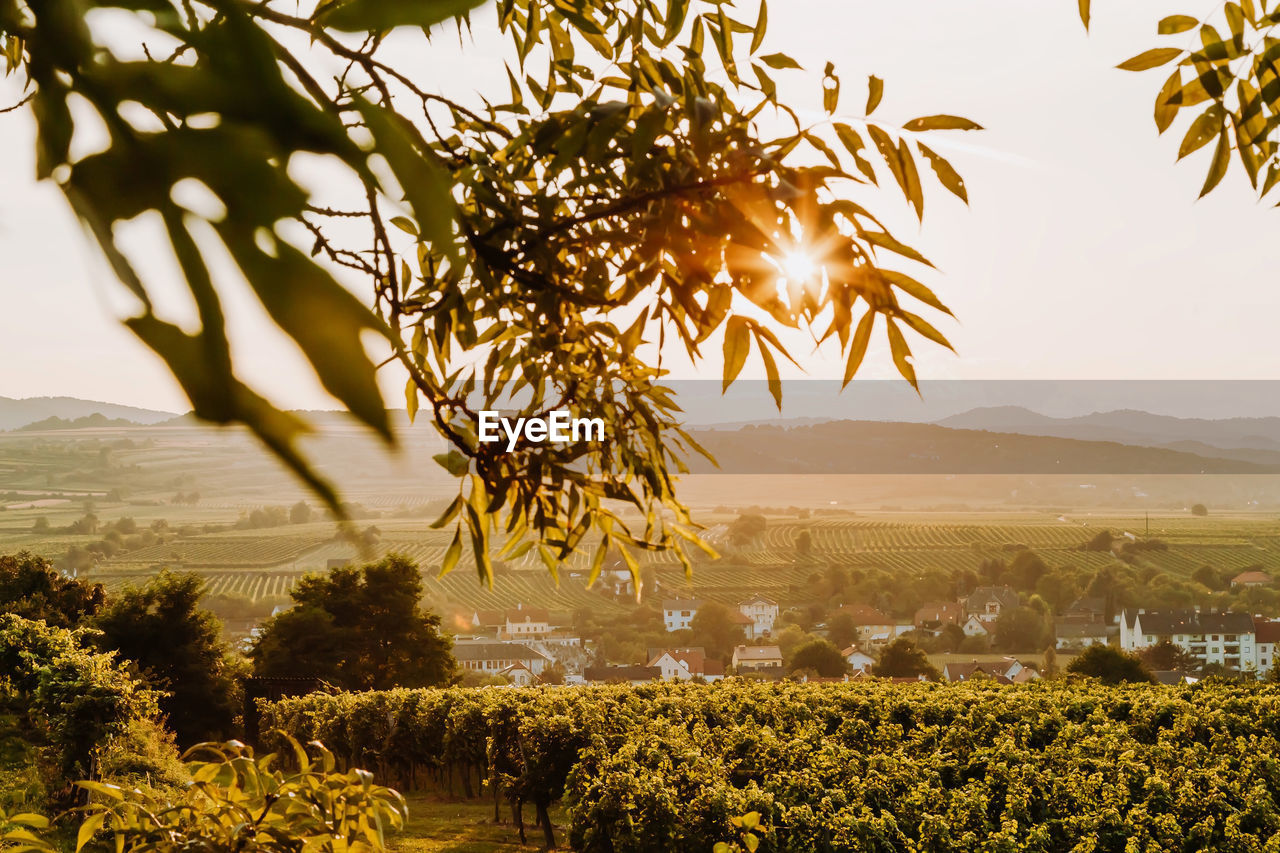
[[779, 249, 817, 284]]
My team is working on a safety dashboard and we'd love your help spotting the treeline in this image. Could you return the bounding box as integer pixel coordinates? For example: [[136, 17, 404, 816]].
[[261, 680, 1280, 851]]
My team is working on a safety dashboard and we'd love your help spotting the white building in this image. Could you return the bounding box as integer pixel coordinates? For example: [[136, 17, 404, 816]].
[[1055, 622, 1110, 650], [737, 595, 779, 638], [646, 647, 724, 681], [498, 662, 538, 686], [732, 645, 784, 670], [1120, 610, 1259, 672], [454, 642, 552, 676], [662, 598, 702, 632], [842, 647, 875, 674], [504, 604, 551, 639]]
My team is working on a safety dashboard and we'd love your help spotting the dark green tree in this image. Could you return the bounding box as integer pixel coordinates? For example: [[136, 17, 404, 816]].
[[289, 501, 312, 525], [0, 551, 105, 628], [795, 530, 813, 556], [787, 638, 850, 678], [1192, 564, 1223, 591], [1138, 640, 1200, 673], [1191, 504, 1209, 517], [689, 601, 746, 661], [994, 606, 1051, 653], [92, 571, 240, 746], [1066, 645, 1155, 684], [251, 555, 457, 690], [871, 638, 941, 681], [826, 611, 860, 651], [728, 514, 768, 548]]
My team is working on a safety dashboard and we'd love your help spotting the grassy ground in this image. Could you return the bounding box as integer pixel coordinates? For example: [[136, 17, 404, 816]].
[[393, 793, 569, 853]]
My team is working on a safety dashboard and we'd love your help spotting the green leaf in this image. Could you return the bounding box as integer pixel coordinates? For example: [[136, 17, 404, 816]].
[[842, 310, 875, 389], [866, 75, 884, 114], [759, 53, 801, 70], [75, 812, 106, 853], [898, 138, 923, 220], [1158, 15, 1199, 34], [439, 527, 463, 577], [404, 379, 419, 423], [750, 0, 767, 53], [898, 309, 954, 351], [1178, 104, 1225, 159], [1199, 128, 1231, 197], [759, 341, 782, 411], [722, 316, 751, 392], [1117, 48, 1183, 71], [885, 319, 918, 391], [903, 115, 983, 132], [917, 142, 967, 203], [356, 99, 457, 257], [1154, 70, 1182, 134], [218, 227, 395, 444], [433, 450, 470, 477], [317, 0, 485, 32]]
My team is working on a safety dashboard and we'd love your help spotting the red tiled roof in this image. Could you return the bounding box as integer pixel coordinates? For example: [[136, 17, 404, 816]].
[[1254, 618, 1280, 644], [838, 604, 892, 625]]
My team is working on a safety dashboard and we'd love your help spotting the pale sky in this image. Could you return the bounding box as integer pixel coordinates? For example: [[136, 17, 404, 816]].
[[1, 0, 1277, 414]]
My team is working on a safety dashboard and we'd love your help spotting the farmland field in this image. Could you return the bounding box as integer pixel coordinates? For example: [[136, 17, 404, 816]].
[[5, 426, 1280, 620]]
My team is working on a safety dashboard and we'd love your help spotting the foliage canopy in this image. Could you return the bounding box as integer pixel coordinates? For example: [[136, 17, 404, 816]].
[[0, 0, 970, 583]]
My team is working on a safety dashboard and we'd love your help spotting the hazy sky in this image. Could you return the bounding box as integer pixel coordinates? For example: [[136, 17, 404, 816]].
[[2, 0, 1278, 414]]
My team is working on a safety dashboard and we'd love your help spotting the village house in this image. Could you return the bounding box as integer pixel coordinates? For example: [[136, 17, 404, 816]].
[[963, 586, 1020, 625], [646, 647, 725, 681], [737, 595, 780, 638], [1231, 570, 1273, 589], [1254, 617, 1279, 674], [1120, 609, 1259, 672], [583, 664, 660, 684], [1059, 596, 1108, 624], [732, 644, 784, 671], [497, 662, 538, 686], [663, 598, 701, 632], [1054, 621, 1110, 650], [842, 647, 875, 674], [943, 658, 1038, 683], [454, 642, 552, 676], [837, 604, 896, 647], [503, 604, 552, 639], [913, 602, 964, 635], [961, 614, 989, 638]]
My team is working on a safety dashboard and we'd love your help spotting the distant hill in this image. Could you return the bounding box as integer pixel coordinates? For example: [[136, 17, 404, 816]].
[[0, 396, 177, 431], [16, 413, 142, 431], [687, 420, 1280, 474], [936, 406, 1280, 453]]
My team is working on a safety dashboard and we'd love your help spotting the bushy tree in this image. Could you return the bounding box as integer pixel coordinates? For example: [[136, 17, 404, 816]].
[[251, 555, 457, 690], [787, 639, 850, 678], [728, 514, 768, 548], [689, 601, 746, 661], [0, 615, 160, 806], [289, 501, 313, 525], [0, 551, 105, 628], [1138, 640, 1200, 673], [1191, 504, 1209, 517], [994, 606, 1051, 653], [872, 638, 940, 681], [1066, 645, 1155, 684], [92, 571, 240, 746]]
